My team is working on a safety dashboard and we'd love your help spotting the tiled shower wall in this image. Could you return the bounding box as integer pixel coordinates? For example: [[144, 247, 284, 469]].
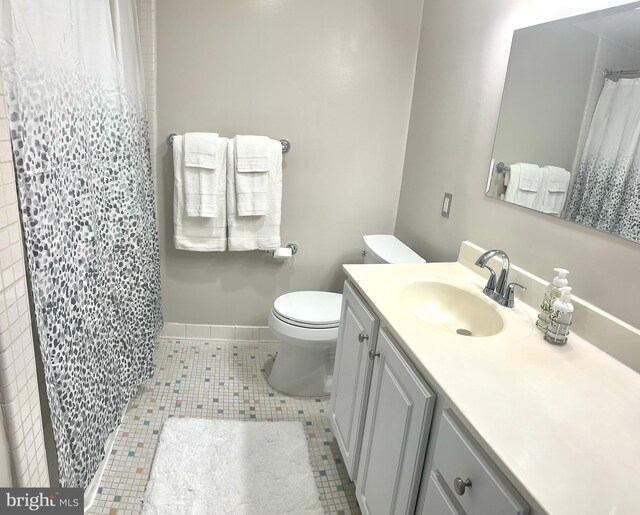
[[137, 0, 157, 176], [0, 72, 49, 486]]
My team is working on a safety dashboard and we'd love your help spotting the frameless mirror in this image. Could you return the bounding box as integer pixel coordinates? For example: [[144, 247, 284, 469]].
[[486, 2, 640, 244]]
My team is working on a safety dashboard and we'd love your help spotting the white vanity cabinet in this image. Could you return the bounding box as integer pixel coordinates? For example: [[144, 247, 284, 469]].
[[332, 279, 531, 515], [330, 280, 379, 479], [356, 328, 435, 515]]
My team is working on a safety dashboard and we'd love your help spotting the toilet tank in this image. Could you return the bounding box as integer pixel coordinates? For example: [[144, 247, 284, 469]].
[[362, 235, 425, 264]]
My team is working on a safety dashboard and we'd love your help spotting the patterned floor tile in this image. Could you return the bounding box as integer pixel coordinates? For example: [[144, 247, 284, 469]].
[[88, 339, 361, 514]]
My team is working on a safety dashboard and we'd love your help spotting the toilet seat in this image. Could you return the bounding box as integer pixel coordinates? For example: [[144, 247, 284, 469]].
[[272, 291, 342, 329], [268, 310, 339, 349], [272, 310, 339, 329]]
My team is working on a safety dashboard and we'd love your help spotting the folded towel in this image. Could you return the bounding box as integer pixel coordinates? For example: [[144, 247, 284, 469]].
[[184, 132, 218, 169], [173, 135, 228, 251], [227, 138, 282, 251], [234, 135, 271, 216], [545, 166, 571, 192], [531, 165, 549, 212], [536, 165, 570, 215], [235, 135, 270, 172], [504, 163, 541, 209], [184, 132, 220, 217]]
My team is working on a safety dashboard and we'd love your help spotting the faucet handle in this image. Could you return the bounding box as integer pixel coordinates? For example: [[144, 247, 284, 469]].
[[505, 282, 526, 307]]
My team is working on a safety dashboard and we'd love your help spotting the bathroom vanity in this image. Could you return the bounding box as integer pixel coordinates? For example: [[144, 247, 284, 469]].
[[330, 242, 640, 515]]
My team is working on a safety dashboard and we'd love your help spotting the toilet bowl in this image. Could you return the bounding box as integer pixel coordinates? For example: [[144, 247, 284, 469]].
[[267, 291, 343, 397], [267, 235, 424, 397]]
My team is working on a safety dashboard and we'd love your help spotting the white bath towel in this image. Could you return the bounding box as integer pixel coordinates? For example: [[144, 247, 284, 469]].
[[536, 165, 571, 215], [227, 138, 282, 251], [234, 135, 270, 216], [173, 135, 228, 251], [183, 132, 220, 217], [504, 163, 541, 209]]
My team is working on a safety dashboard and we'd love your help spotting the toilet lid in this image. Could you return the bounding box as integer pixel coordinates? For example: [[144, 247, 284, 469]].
[[273, 291, 343, 327]]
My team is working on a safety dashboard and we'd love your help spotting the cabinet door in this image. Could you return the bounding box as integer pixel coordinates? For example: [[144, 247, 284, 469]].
[[330, 280, 379, 480], [356, 329, 436, 515], [420, 472, 464, 515]]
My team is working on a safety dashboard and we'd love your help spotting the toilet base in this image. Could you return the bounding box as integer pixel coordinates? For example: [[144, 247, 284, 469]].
[[268, 341, 330, 397]]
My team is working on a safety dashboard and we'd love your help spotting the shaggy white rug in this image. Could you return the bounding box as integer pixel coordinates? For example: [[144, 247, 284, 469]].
[[142, 418, 323, 515]]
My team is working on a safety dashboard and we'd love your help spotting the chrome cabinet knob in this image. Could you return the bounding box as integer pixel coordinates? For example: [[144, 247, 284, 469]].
[[369, 349, 380, 360], [453, 477, 472, 496], [358, 331, 369, 343]]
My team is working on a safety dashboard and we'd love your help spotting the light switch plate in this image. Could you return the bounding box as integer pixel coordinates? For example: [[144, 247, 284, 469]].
[[442, 193, 453, 218]]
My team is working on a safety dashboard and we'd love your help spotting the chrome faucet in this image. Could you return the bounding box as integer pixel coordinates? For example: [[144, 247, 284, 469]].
[[474, 249, 525, 308]]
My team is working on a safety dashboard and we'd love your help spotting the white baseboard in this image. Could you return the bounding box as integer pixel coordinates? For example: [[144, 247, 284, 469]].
[[159, 323, 279, 342]]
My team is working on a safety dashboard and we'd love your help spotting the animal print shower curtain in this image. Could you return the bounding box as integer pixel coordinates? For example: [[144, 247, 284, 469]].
[[564, 78, 640, 242], [0, 0, 162, 488]]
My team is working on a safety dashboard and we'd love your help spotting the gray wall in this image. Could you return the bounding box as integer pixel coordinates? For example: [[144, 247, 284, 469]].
[[492, 23, 597, 172], [157, 0, 423, 325], [395, 0, 640, 329]]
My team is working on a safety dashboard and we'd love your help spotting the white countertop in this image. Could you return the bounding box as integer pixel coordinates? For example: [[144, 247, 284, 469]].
[[343, 261, 640, 515]]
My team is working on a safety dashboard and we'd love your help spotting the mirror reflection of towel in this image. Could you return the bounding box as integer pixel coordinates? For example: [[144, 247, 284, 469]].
[[535, 166, 570, 215], [504, 163, 541, 208]]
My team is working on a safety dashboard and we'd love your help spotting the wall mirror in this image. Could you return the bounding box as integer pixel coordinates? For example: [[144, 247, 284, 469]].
[[486, 2, 640, 244]]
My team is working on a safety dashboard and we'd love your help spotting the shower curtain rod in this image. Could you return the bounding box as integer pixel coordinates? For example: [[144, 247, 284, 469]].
[[603, 68, 640, 78]]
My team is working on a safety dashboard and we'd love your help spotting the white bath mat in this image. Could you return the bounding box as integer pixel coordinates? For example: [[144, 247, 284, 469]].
[[142, 418, 323, 515]]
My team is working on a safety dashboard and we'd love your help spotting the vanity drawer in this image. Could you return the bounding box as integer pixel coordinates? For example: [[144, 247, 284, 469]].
[[433, 412, 529, 515]]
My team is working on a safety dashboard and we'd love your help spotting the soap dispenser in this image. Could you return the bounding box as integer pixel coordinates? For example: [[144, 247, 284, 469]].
[[536, 268, 569, 332], [544, 287, 573, 345]]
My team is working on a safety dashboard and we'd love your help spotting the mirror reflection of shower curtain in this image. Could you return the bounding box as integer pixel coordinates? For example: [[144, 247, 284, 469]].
[[0, 0, 162, 488], [564, 78, 640, 242]]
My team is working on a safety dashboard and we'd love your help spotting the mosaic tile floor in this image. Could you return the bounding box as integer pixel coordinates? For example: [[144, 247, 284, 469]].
[[89, 339, 361, 514]]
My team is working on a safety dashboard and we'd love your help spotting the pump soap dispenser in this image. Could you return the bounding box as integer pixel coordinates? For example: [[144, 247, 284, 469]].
[[545, 287, 574, 345], [536, 268, 569, 333]]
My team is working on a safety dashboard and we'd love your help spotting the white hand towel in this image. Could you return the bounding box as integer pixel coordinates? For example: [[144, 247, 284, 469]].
[[504, 163, 541, 209], [234, 135, 271, 216], [184, 132, 219, 217], [173, 135, 228, 251], [227, 138, 282, 251], [184, 132, 218, 169], [235, 135, 269, 172], [532, 165, 549, 212], [538, 165, 570, 215]]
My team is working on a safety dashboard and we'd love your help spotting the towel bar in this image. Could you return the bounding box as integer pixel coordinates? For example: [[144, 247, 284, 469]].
[[167, 132, 290, 153]]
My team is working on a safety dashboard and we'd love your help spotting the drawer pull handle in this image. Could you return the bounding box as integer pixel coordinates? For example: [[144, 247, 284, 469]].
[[358, 331, 369, 343], [369, 350, 380, 360], [454, 477, 472, 496]]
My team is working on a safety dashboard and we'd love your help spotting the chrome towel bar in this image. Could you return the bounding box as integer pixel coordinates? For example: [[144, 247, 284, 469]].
[[167, 132, 290, 153]]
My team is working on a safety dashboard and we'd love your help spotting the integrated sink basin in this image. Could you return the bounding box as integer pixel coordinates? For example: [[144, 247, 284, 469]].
[[402, 281, 504, 337]]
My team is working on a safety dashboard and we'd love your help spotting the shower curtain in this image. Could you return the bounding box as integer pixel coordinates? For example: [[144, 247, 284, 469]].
[[564, 78, 640, 242], [0, 0, 162, 488]]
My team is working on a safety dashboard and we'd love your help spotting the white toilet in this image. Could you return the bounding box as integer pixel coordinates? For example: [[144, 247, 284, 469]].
[[267, 234, 425, 397]]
